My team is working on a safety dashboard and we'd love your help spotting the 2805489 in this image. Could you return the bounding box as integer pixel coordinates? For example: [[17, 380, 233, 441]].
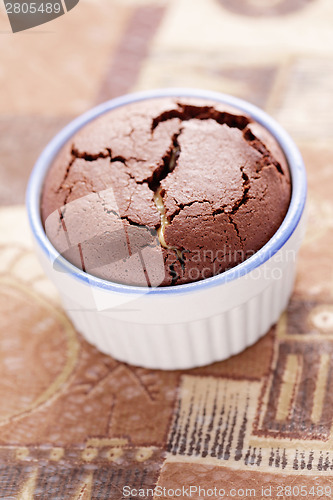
[[5, 2, 62, 14]]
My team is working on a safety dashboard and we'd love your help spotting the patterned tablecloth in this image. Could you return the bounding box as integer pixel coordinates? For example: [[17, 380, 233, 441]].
[[1, 0, 333, 498]]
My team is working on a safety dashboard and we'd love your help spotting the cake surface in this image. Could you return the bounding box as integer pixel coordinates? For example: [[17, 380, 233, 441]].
[[41, 97, 291, 286]]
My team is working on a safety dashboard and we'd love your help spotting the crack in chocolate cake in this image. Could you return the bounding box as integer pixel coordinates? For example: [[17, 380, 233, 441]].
[[41, 98, 291, 287]]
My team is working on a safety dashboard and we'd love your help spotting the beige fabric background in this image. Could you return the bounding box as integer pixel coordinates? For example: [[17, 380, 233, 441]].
[[0, 0, 333, 498]]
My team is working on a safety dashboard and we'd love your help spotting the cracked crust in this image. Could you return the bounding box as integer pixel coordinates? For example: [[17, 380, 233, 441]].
[[41, 97, 291, 287]]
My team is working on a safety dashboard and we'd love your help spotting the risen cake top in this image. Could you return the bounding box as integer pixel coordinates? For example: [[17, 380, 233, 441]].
[[41, 97, 291, 286]]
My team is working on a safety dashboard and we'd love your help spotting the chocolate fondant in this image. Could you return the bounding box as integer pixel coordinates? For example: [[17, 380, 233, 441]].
[[41, 98, 291, 286]]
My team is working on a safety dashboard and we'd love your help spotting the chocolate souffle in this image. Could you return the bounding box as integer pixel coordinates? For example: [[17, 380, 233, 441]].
[[41, 98, 291, 286]]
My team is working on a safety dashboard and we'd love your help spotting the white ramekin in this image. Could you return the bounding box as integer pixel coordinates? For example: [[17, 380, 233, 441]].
[[26, 88, 307, 370]]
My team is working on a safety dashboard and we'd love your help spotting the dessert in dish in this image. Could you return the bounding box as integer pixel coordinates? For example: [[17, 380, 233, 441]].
[[41, 97, 291, 287]]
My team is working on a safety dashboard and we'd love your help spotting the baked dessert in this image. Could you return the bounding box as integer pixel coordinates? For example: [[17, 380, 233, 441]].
[[41, 97, 291, 287]]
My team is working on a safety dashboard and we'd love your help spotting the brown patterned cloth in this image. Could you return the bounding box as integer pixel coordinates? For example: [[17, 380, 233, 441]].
[[1, 0, 333, 498]]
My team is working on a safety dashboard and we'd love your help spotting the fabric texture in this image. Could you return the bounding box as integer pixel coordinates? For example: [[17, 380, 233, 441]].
[[0, 0, 333, 497]]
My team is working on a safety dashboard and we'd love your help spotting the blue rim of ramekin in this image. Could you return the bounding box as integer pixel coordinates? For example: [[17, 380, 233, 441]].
[[26, 88, 307, 296]]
